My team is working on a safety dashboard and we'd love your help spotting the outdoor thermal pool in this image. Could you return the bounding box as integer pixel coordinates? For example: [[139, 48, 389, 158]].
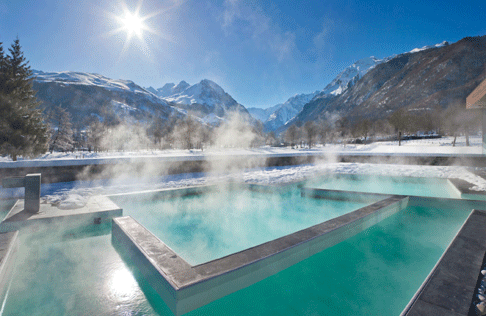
[[0, 173, 484, 315], [109, 185, 377, 265]]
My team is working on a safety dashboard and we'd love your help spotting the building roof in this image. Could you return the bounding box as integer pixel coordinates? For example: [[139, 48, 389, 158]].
[[467, 77, 486, 109]]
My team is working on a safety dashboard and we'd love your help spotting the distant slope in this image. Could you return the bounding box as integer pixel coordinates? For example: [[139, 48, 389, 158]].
[[254, 56, 388, 132], [32, 70, 182, 128], [248, 92, 318, 131], [263, 92, 319, 131], [153, 79, 253, 125], [292, 36, 486, 124]]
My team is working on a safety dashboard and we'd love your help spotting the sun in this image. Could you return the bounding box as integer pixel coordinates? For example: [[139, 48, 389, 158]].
[[104, 0, 175, 59], [117, 10, 147, 39]]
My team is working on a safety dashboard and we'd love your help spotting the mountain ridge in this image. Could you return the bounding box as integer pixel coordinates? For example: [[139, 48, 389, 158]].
[[288, 36, 485, 129]]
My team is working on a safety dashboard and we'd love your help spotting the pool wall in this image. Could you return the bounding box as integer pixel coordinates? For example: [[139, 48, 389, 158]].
[[448, 178, 486, 201], [112, 192, 409, 315], [301, 187, 392, 203]]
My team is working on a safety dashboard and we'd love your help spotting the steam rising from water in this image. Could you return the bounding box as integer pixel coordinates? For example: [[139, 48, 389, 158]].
[[110, 185, 372, 264]]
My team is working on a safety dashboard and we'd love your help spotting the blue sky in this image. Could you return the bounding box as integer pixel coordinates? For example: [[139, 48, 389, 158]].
[[1, 0, 485, 108]]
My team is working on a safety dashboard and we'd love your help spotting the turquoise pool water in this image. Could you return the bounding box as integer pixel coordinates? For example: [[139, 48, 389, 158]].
[[110, 187, 371, 265], [182, 199, 472, 315], [306, 174, 459, 199], [1, 227, 174, 316], [0, 200, 15, 222], [1, 198, 473, 315]]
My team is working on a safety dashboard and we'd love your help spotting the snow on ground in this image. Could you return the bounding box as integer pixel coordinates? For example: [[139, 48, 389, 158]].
[[0, 136, 482, 168], [1, 162, 485, 206], [0, 136, 485, 205]]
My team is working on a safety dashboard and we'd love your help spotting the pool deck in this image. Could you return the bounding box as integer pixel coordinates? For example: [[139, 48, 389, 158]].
[[401, 209, 486, 315], [112, 191, 409, 316], [0, 196, 122, 233]]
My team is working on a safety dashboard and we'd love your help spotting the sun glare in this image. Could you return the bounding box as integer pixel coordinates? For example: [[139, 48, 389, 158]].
[[105, 0, 175, 60], [120, 11, 146, 38]]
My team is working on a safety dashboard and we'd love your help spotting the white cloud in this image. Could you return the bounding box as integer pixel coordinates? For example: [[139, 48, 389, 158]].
[[221, 0, 296, 62], [313, 20, 334, 50]]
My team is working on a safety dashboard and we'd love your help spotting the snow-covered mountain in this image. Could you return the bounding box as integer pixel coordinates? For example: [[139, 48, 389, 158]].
[[34, 70, 157, 97], [247, 107, 273, 122], [148, 81, 191, 98], [151, 79, 252, 125], [289, 36, 481, 128], [316, 41, 449, 98], [248, 92, 319, 131], [408, 41, 449, 53], [250, 56, 386, 131], [261, 41, 451, 133], [32, 70, 183, 128], [320, 56, 391, 96]]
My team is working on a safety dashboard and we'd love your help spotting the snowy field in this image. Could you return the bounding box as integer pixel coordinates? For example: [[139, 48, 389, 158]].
[[0, 135, 485, 208], [0, 135, 482, 168]]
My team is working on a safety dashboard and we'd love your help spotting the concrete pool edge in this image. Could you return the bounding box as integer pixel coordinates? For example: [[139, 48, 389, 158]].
[[300, 187, 393, 202], [112, 193, 409, 315], [401, 209, 486, 315], [0, 196, 122, 233], [448, 178, 486, 201]]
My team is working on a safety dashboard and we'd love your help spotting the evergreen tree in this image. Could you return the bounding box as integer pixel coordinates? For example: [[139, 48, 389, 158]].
[[0, 41, 6, 92], [0, 38, 48, 160]]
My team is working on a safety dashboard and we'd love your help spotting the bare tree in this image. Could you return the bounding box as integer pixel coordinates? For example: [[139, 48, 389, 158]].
[[284, 124, 298, 148], [86, 120, 105, 152], [303, 121, 318, 148], [48, 106, 74, 152], [388, 109, 411, 146], [147, 117, 165, 149], [352, 119, 372, 144], [173, 116, 200, 149]]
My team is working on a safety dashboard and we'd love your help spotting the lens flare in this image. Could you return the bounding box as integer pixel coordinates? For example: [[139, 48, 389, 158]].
[[120, 11, 146, 38]]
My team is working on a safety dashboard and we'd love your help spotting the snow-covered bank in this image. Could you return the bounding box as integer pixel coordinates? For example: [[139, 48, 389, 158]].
[[1, 162, 485, 207], [0, 136, 484, 204], [0, 136, 482, 168]]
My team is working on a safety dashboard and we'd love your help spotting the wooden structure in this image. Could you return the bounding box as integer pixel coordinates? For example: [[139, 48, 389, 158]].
[[467, 78, 486, 153]]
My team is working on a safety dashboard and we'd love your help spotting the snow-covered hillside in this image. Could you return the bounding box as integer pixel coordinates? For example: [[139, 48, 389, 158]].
[[320, 56, 389, 96], [247, 107, 272, 122], [249, 56, 385, 131], [248, 92, 319, 131], [148, 81, 191, 98], [263, 92, 319, 131], [33, 70, 155, 96], [32, 70, 184, 129], [253, 40, 452, 133], [150, 79, 251, 123], [408, 41, 449, 53]]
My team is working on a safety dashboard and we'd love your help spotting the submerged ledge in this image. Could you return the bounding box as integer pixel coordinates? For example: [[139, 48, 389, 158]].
[[111, 190, 408, 315]]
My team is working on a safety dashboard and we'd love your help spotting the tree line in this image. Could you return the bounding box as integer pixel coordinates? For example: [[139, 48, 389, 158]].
[[0, 38, 49, 161], [283, 105, 480, 148], [0, 38, 481, 161]]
